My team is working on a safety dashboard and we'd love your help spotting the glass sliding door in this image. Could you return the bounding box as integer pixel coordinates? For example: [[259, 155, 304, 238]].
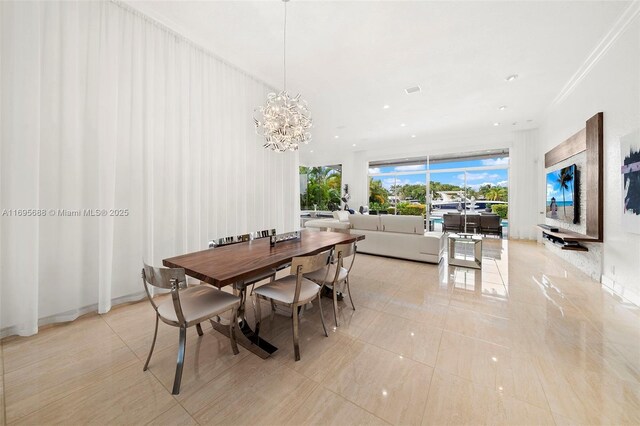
[[369, 151, 509, 236]]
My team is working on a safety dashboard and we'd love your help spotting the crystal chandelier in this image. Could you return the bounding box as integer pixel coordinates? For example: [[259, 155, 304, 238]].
[[254, 0, 312, 152]]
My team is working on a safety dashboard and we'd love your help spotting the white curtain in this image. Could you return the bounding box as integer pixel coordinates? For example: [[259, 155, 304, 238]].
[[0, 0, 299, 337], [508, 129, 540, 240]]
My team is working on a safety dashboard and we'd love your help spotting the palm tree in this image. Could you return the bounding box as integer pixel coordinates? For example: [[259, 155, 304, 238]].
[[484, 186, 508, 201], [369, 177, 389, 206], [557, 167, 574, 216]]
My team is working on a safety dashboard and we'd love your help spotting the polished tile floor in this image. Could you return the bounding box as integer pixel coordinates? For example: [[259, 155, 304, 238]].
[[1, 239, 640, 425]]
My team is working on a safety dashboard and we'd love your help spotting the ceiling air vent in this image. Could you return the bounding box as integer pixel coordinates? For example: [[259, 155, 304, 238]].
[[405, 86, 421, 94]]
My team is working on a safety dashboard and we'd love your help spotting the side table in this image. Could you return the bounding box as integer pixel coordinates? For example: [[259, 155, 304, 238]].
[[448, 233, 482, 269]]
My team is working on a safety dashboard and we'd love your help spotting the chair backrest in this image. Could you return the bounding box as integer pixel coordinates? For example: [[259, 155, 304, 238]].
[[443, 214, 461, 226], [466, 215, 481, 226], [290, 250, 332, 304], [253, 229, 276, 239], [480, 214, 500, 228], [209, 233, 252, 248], [141, 262, 187, 324], [291, 250, 332, 275], [334, 241, 357, 277]]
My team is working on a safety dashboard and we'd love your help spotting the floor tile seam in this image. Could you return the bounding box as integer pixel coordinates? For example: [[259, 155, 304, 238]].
[[319, 384, 393, 425], [99, 312, 149, 364], [429, 366, 556, 416], [350, 336, 439, 375], [445, 300, 511, 321], [144, 401, 201, 426], [545, 280, 640, 381], [439, 329, 512, 352], [364, 308, 447, 335], [4, 356, 141, 425], [529, 351, 607, 423], [150, 342, 256, 409], [419, 325, 445, 425], [352, 336, 439, 370], [1, 324, 125, 375], [491, 257, 509, 290], [527, 352, 561, 419], [276, 376, 322, 422], [187, 363, 318, 424]]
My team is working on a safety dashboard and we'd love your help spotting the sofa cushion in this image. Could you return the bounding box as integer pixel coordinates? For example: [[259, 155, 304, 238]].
[[349, 214, 380, 231], [381, 215, 424, 234], [305, 219, 351, 230], [332, 210, 350, 222]]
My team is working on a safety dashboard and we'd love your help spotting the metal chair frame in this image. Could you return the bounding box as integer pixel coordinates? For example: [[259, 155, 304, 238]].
[[329, 242, 357, 326], [254, 250, 331, 361], [141, 263, 240, 395]]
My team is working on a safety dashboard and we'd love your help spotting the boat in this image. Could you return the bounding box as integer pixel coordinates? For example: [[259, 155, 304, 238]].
[[430, 191, 506, 216]]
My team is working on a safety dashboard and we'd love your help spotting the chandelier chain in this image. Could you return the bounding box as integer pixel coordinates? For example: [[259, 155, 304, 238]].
[[254, 0, 312, 152]]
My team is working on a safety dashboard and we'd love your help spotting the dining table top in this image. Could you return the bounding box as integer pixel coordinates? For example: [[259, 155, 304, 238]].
[[163, 230, 364, 287]]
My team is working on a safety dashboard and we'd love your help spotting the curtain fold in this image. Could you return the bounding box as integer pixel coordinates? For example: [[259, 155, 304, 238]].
[[0, 0, 299, 337]]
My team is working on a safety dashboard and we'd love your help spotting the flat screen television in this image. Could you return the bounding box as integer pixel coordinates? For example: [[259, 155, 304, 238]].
[[546, 164, 579, 223]]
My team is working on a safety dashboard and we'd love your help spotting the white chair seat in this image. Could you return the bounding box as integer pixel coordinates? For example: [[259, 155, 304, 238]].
[[254, 275, 320, 304], [158, 285, 240, 324], [305, 264, 348, 285]]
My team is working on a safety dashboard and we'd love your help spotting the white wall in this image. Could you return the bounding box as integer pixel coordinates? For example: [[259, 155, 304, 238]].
[[301, 131, 541, 240], [538, 11, 640, 304]]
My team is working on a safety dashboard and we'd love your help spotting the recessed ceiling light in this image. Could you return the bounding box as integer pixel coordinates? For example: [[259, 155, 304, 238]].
[[383, 104, 390, 109], [498, 105, 507, 110], [505, 74, 518, 82], [334, 135, 339, 139], [310, 150, 314, 153], [411, 134, 416, 138], [400, 123, 406, 127], [493, 122, 500, 126], [352, 143, 356, 147]]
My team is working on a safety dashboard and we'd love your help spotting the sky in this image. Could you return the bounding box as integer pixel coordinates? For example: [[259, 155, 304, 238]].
[[369, 157, 509, 190]]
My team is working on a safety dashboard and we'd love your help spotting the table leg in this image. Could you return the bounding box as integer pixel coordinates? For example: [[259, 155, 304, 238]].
[[209, 282, 278, 359]]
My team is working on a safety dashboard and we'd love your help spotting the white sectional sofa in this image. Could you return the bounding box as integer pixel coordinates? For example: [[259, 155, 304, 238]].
[[303, 210, 352, 231], [348, 215, 444, 263], [305, 213, 444, 263]]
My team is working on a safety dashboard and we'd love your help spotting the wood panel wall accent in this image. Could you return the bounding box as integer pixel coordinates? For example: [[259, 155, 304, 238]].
[[545, 128, 586, 167], [585, 112, 603, 241], [543, 112, 603, 243]]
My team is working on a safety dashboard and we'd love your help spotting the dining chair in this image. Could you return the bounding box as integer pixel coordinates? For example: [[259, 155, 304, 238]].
[[442, 213, 462, 233], [480, 214, 503, 238], [253, 250, 331, 361], [141, 262, 241, 395], [464, 214, 481, 234], [305, 242, 357, 327]]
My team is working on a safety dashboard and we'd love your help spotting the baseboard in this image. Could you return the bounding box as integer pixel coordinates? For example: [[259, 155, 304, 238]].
[[600, 274, 640, 308], [0, 291, 148, 339]]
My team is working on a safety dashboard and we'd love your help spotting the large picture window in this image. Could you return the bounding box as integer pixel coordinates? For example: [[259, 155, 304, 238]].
[[368, 151, 509, 234], [300, 165, 342, 211]]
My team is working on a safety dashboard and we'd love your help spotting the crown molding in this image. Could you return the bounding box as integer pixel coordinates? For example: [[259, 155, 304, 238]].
[[551, 0, 640, 107]]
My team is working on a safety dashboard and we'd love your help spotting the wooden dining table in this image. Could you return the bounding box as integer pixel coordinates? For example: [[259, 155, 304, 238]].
[[163, 230, 364, 358]]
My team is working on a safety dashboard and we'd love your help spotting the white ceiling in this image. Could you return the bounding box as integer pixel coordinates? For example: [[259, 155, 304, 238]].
[[127, 0, 629, 155]]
